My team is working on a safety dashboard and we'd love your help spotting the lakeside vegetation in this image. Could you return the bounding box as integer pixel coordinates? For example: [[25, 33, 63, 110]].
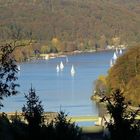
[[0, 0, 140, 61], [93, 45, 140, 106], [1, 43, 140, 140], [1, 0, 140, 139]]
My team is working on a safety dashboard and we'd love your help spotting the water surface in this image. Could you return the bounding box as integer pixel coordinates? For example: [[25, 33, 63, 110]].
[[1, 51, 113, 116]]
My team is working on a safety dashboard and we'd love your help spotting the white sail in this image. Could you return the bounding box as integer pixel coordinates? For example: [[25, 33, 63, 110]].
[[66, 56, 69, 63], [56, 65, 60, 72], [110, 59, 113, 67], [119, 49, 122, 55], [60, 61, 64, 70], [113, 52, 117, 60], [17, 65, 20, 71], [71, 65, 75, 76]]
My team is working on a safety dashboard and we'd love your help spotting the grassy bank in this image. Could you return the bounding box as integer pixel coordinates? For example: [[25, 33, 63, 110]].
[[68, 116, 99, 122]]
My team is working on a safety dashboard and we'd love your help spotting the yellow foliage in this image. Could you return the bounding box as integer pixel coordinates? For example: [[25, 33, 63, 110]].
[[98, 75, 107, 85], [107, 45, 140, 105], [125, 75, 140, 105], [40, 45, 49, 54], [112, 37, 120, 45], [52, 38, 59, 45]]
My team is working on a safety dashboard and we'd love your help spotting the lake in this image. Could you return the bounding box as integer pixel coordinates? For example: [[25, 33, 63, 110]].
[[1, 51, 114, 116]]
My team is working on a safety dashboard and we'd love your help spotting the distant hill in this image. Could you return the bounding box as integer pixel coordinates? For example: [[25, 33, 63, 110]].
[[0, 0, 140, 46]]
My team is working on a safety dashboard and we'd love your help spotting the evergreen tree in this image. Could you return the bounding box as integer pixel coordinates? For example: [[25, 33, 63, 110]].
[[22, 87, 44, 139], [101, 89, 140, 140], [54, 111, 82, 140]]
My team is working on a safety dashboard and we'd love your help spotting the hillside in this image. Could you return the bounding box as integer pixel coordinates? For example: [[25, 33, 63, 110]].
[[0, 0, 140, 47]]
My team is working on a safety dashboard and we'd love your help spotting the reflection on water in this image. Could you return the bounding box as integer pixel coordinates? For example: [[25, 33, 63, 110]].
[[1, 51, 114, 116]]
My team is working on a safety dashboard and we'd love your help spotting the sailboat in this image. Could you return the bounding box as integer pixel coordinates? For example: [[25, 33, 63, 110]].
[[56, 65, 60, 72], [71, 65, 75, 76], [110, 59, 113, 67], [119, 49, 122, 55], [66, 56, 69, 63], [113, 52, 117, 60], [17, 65, 20, 71], [60, 61, 64, 71]]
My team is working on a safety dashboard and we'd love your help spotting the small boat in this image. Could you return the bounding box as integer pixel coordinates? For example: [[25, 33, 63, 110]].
[[56, 65, 60, 72], [60, 61, 64, 71], [17, 65, 20, 71], [119, 49, 123, 55], [71, 65, 75, 76], [113, 52, 117, 60]]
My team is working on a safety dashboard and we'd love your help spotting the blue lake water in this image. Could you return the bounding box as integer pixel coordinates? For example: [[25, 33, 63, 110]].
[[1, 51, 114, 116]]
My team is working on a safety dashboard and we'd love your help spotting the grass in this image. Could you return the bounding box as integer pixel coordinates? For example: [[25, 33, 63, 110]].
[[67, 116, 99, 122], [81, 125, 104, 134]]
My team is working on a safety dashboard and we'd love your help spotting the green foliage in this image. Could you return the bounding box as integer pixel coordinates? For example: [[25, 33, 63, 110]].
[[0, 45, 19, 108], [101, 89, 140, 140]]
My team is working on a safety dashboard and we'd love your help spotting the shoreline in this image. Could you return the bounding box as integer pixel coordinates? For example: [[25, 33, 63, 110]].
[[39, 48, 113, 60]]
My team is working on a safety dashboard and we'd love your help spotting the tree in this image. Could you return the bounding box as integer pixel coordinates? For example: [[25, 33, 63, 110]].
[[126, 75, 140, 105], [11, 112, 28, 140], [101, 89, 140, 140], [22, 87, 44, 138], [107, 46, 140, 105], [0, 113, 13, 140], [53, 111, 82, 140], [94, 75, 107, 96], [0, 44, 19, 108]]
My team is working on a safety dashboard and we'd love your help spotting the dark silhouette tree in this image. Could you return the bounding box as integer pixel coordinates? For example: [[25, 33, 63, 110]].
[[22, 87, 44, 139], [101, 89, 140, 140], [0, 113, 13, 140], [0, 45, 19, 108], [54, 111, 82, 140], [11, 112, 28, 140]]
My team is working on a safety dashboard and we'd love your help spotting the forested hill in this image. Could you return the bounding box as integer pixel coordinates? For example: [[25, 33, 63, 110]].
[[0, 0, 140, 46]]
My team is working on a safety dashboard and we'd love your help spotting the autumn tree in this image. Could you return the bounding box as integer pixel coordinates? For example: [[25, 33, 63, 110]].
[[94, 75, 107, 96], [40, 44, 49, 54], [107, 46, 140, 105], [126, 75, 140, 105]]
